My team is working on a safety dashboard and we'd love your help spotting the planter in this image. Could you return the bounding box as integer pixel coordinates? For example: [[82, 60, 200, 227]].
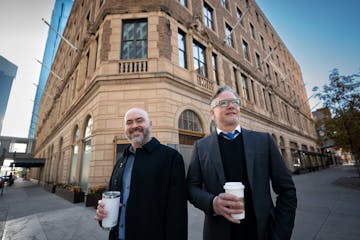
[[85, 192, 102, 207], [44, 183, 56, 193], [55, 188, 85, 203]]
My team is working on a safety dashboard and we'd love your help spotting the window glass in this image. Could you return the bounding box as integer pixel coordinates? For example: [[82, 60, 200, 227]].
[[225, 24, 234, 47], [204, 2, 214, 30], [178, 30, 187, 68], [193, 41, 207, 77], [121, 20, 147, 59], [178, 110, 204, 145]]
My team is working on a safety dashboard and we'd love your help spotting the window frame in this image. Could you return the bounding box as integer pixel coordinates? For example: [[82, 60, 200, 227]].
[[225, 23, 234, 47], [242, 39, 250, 61], [178, 29, 187, 68], [203, 2, 214, 30], [241, 73, 250, 101], [121, 19, 148, 60], [192, 40, 208, 77]]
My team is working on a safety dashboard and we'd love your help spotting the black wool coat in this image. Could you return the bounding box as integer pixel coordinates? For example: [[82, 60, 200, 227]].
[[107, 138, 188, 240]]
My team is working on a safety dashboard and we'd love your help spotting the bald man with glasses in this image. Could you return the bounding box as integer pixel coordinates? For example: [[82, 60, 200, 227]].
[[187, 86, 297, 240]]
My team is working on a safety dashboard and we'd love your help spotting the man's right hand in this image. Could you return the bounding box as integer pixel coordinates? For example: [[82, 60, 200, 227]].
[[94, 200, 107, 221], [213, 193, 244, 224]]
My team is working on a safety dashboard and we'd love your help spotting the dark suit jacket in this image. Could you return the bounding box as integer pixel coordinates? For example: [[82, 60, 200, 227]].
[[107, 138, 188, 240], [187, 129, 297, 240]]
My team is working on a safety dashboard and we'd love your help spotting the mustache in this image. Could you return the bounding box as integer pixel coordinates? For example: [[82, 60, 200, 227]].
[[129, 126, 144, 133]]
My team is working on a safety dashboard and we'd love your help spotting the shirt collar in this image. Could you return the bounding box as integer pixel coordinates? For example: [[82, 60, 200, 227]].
[[216, 125, 241, 135]]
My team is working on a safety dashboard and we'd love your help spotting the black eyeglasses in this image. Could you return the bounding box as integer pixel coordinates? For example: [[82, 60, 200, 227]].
[[211, 98, 241, 108]]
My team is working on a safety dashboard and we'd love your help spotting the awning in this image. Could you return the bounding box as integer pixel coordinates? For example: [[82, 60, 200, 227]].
[[10, 157, 46, 168], [298, 150, 324, 156]]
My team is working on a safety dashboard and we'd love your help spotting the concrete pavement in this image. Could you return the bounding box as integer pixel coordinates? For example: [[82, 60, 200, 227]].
[[0, 165, 359, 240]]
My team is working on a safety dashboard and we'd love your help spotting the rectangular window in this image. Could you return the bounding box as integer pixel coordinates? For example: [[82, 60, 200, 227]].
[[242, 40, 250, 61], [225, 24, 234, 47], [237, 8, 244, 26], [269, 46, 273, 59], [9, 143, 27, 153], [284, 104, 290, 121], [255, 11, 260, 22], [274, 72, 279, 86], [179, 0, 187, 7], [260, 35, 265, 50], [95, 36, 99, 69], [193, 40, 207, 77], [234, 68, 240, 94], [212, 53, 219, 85], [221, 0, 229, 10], [99, 0, 104, 7], [282, 80, 286, 92], [241, 73, 250, 101], [263, 88, 268, 110], [266, 63, 271, 80], [249, 23, 256, 39], [178, 29, 187, 68], [251, 80, 257, 104], [255, 53, 261, 71], [121, 19, 148, 59], [268, 93, 274, 112], [85, 51, 90, 77], [204, 2, 214, 30]]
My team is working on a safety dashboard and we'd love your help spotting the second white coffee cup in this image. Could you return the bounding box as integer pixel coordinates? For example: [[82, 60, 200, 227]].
[[102, 191, 121, 230], [223, 182, 245, 220]]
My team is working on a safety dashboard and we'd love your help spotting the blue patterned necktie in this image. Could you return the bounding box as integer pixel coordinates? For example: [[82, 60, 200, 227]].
[[220, 130, 239, 140]]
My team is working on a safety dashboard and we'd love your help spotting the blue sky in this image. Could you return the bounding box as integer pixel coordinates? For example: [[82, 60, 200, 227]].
[[256, 0, 360, 110]]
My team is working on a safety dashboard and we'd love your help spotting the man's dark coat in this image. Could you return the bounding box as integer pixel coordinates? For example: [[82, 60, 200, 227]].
[[107, 138, 187, 240], [187, 129, 297, 240]]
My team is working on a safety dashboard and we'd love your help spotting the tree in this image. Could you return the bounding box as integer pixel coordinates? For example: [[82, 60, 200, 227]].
[[314, 68, 360, 175]]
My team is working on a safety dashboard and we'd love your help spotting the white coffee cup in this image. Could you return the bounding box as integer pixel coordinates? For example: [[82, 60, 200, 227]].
[[102, 191, 121, 230], [223, 182, 245, 220]]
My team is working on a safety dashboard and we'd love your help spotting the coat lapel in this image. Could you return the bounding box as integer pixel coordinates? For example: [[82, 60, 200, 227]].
[[208, 132, 226, 185], [242, 128, 255, 190]]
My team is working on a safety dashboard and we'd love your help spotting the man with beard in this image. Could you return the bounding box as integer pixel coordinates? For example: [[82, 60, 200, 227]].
[[95, 108, 187, 240], [187, 86, 297, 240]]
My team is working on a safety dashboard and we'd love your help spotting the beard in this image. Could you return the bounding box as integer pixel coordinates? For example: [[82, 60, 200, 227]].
[[126, 126, 151, 146]]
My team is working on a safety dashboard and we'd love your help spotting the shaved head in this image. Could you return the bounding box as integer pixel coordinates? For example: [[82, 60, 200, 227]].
[[124, 108, 152, 148], [125, 108, 150, 124]]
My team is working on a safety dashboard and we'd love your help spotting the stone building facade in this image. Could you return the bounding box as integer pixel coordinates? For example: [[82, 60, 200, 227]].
[[32, 0, 318, 191]]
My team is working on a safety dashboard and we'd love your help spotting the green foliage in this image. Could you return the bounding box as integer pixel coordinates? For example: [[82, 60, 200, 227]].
[[315, 68, 360, 172]]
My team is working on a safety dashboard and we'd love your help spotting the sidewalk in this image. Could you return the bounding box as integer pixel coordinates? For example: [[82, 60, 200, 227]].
[[291, 165, 360, 240], [0, 165, 359, 240], [0, 179, 107, 240]]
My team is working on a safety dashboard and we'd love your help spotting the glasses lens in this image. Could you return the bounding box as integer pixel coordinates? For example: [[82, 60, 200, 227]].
[[219, 100, 229, 107], [217, 99, 240, 107], [231, 99, 241, 106]]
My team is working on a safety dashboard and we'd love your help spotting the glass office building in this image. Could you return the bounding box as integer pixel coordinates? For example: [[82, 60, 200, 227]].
[[28, 0, 73, 139], [0, 55, 17, 134]]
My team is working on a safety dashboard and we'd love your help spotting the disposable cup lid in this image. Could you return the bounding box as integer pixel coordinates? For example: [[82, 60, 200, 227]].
[[223, 182, 244, 189], [102, 191, 121, 198]]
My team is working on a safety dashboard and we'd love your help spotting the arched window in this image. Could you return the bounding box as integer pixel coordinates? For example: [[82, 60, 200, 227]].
[[69, 126, 80, 183], [210, 120, 216, 133], [271, 134, 277, 146], [279, 136, 287, 162], [178, 110, 204, 145], [56, 137, 63, 183], [280, 136, 287, 147], [80, 117, 92, 191]]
